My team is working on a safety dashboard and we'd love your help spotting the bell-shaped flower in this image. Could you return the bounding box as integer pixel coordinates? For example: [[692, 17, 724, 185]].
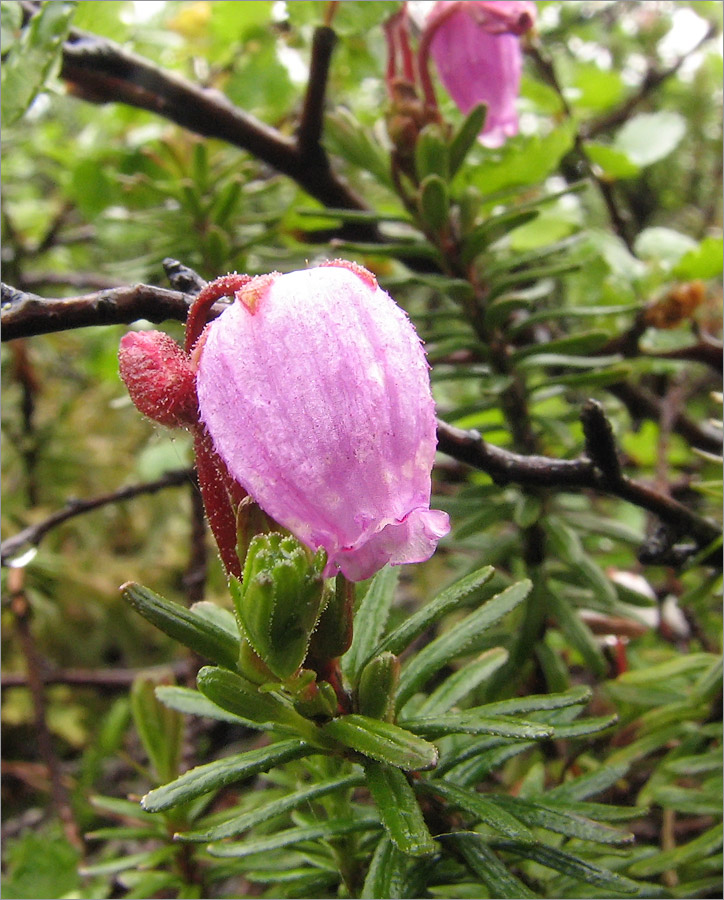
[[195, 261, 450, 582], [423, 1, 536, 148]]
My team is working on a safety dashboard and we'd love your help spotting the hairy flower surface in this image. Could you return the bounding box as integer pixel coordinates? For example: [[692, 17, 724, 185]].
[[425, 0, 536, 147], [195, 261, 450, 581]]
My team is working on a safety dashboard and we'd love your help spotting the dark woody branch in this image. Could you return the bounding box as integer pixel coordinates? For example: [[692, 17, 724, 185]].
[[436, 414, 721, 565], [17, 1, 378, 243], [1, 468, 193, 566]]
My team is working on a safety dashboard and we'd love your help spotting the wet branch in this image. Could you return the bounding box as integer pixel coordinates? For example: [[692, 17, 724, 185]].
[[19, 1, 376, 241], [1, 469, 193, 566], [436, 413, 721, 564]]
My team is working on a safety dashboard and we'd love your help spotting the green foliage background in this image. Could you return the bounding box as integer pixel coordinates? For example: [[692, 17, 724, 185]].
[[1, 2, 722, 898]]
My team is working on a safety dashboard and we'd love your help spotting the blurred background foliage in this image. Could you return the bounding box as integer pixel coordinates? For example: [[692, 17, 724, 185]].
[[1, 1, 722, 898]]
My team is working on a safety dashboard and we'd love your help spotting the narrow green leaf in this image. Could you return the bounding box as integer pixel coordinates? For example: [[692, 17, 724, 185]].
[[121, 584, 239, 670], [629, 823, 723, 877], [550, 800, 646, 823], [357, 652, 399, 721], [131, 677, 182, 785], [419, 781, 533, 841], [492, 840, 639, 893], [363, 760, 436, 857], [545, 763, 629, 802], [546, 715, 618, 738], [177, 773, 363, 841], [196, 666, 322, 742], [490, 795, 633, 844], [449, 103, 487, 176], [511, 330, 610, 362], [141, 739, 312, 812], [361, 836, 410, 899], [418, 174, 450, 233], [547, 592, 607, 677], [155, 685, 255, 726], [342, 566, 399, 684], [373, 565, 494, 661], [404, 713, 552, 741], [79, 847, 174, 876], [416, 647, 509, 717], [465, 685, 592, 718], [1, 1, 76, 127], [395, 579, 531, 710], [443, 833, 536, 899], [322, 715, 438, 771], [415, 124, 449, 181], [207, 814, 380, 857], [616, 652, 716, 686], [462, 211, 539, 264]]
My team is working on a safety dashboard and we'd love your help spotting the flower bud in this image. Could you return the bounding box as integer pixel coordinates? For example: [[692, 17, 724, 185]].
[[230, 533, 328, 680], [119, 331, 198, 427], [196, 261, 450, 582]]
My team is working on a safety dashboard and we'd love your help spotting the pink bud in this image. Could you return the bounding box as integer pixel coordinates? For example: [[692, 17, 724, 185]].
[[195, 262, 450, 582], [425, 1, 536, 148], [119, 331, 198, 427]]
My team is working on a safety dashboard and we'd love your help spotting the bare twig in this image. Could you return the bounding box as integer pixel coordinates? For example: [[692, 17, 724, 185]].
[[436, 417, 722, 562], [297, 26, 337, 157], [1, 282, 219, 341], [1, 469, 194, 566], [2, 659, 194, 691], [16, 1, 378, 241]]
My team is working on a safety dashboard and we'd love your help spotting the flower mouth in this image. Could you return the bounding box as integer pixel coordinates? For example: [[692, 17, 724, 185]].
[[329, 506, 450, 582]]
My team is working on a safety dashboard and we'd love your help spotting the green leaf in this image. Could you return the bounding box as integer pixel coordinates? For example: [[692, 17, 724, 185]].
[[416, 647, 509, 717], [342, 566, 399, 684], [121, 583, 240, 670], [363, 760, 437, 857], [361, 836, 410, 899], [634, 227, 698, 266], [491, 840, 639, 893], [613, 111, 686, 167], [465, 685, 592, 718], [131, 676, 182, 784], [628, 823, 723, 877], [177, 773, 363, 841], [395, 579, 531, 710], [419, 781, 533, 841], [207, 813, 380, 857], [322, 714, 438, 771], [373, 565, 494, 661], [511, 330, 610, 362], [196, 666, 323, 741], [546, 714, 617, 739], [449, 103, 487, 176], [547, 591, 607, 677], [324, 108, 394, 189], [673, 235, 724, 279], [418, 174, 450, 234], [80, 847, 175, 876], [585, 142, 641, 180], [155, 685, 255, 726], [443, 833, 536, 899], [490, 795, 633, 844], [472, 122, 576, 196], [462, 211, 539, 264], [404, 712, 553, 741], [141, 739, 312, 812], [357, 652, 400, 721], [1, 1, 76, 127], [415, 124, 450, 182], [545, 763, 629, 802]]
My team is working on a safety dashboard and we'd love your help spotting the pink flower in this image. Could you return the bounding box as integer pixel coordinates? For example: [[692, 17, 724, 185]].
[[423, 1, 536, 148], [195, 261, 450, 582]]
